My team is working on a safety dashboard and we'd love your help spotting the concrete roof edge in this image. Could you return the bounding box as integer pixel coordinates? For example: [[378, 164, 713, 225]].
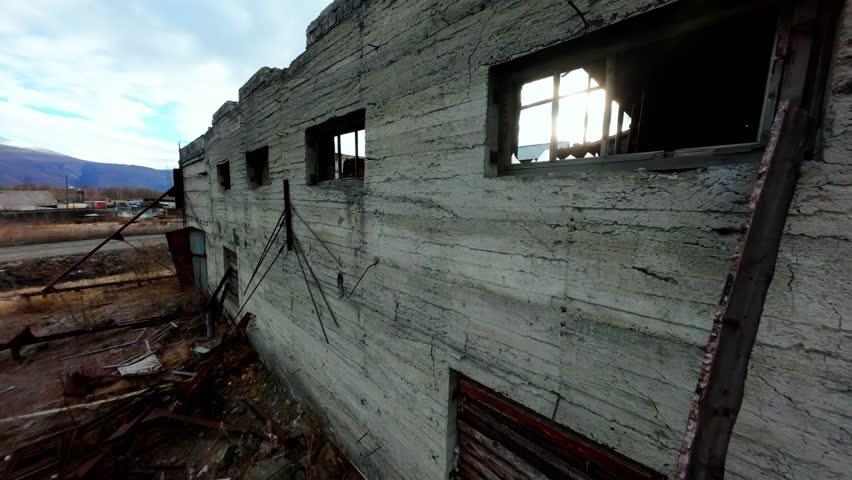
[[306, 0, 365, 47]]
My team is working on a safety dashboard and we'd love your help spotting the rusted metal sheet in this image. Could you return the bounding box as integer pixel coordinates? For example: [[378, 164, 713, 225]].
[[456, 376, 663, 480], [166, 226, 207, 289]]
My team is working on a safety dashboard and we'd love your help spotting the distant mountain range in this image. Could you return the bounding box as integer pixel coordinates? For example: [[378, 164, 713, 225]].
[[0, 139, 172, 190]]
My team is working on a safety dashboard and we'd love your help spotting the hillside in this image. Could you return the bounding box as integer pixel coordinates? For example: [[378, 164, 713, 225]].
[[0, 143, 172, 190]]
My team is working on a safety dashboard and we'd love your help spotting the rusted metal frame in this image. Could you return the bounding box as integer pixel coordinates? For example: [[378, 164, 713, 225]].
[[1, 312, 184, 360], [294, 235, 340, 328], [676, 102, 808, 480], [42, 186, 175, 293], [459, 378, 662, 480]]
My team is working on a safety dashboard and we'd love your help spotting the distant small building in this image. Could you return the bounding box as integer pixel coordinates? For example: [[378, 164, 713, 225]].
[[0, 191, 58, 211]]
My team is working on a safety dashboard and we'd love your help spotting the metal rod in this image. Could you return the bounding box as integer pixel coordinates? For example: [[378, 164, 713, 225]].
[[243, 209, 286, 294], [291, 206, 343, 267], [233, 245, 287, 321], [120, 240, 177, 274], [347, 260, 379, 299], [294, 237, 340, 328], [295, 247, 329, 344], [43, 186, 175, 293]]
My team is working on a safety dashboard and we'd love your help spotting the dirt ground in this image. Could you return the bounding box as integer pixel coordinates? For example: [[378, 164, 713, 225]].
[[0, 219, 181, 247], [0, 244, 173, 292], [0, 262, 361, 479]]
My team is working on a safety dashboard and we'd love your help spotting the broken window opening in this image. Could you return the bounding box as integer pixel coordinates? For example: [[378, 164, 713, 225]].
[[217, 162, 231, 190], [306, 110, 367, 184], [499, 1, 780, 170], [246, 146, 271, 188]]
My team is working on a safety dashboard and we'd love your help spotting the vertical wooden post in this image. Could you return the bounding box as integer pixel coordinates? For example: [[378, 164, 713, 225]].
[[676, 102, 808, 480]]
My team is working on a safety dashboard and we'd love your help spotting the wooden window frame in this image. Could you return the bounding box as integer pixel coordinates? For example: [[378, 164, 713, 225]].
[[305, 109, 366, 185], [487, 0, 792, 176]]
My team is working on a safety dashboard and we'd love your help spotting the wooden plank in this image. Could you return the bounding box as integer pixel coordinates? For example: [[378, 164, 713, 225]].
[[675, 101, 808, 480], [459, 378, 663, 480]]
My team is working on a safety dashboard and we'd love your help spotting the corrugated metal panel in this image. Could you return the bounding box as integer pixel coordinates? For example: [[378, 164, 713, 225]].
[[456, 376, 664, 480]]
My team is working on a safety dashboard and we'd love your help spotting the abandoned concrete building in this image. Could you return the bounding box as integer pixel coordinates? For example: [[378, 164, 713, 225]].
[[178, 0, 851, 478]]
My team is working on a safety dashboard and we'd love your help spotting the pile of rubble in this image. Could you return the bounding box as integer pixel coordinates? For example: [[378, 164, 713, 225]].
[[0, 281, 361, 480]]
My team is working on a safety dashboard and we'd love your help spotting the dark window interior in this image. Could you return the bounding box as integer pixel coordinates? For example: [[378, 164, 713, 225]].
[[246, 146, 271, 187], [502, 2, 779, 166], [306, 109, 366, 184], [217, 162, 231, 190], [616, 11, 776, 154]]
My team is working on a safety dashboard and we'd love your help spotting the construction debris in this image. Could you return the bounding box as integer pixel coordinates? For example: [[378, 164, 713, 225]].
[[117, 352, 162, 376], [0, 277, 362, 480]]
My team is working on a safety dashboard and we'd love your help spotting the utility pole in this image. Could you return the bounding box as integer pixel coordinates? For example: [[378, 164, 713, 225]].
[[65, 175, 68, 208]]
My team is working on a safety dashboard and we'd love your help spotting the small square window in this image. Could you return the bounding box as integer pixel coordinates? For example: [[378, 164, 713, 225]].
[[217, 162, 231, 190], [246, 146, 271, 188], [306, 110, 366, 184]]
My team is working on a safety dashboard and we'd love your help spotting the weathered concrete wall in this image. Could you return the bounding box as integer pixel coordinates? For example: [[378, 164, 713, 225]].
[[179, 1, 851, 478], [726, 4, 852, 480]]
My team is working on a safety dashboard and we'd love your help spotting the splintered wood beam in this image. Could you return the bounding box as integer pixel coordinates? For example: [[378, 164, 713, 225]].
[[676, 101, 808, 480]]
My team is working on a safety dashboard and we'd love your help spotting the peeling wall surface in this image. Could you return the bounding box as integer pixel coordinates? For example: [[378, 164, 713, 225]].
[[179, 1, 851, 478]]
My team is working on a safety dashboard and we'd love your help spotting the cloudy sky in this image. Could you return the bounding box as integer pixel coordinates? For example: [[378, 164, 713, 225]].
[[0, 0, 329, 170]]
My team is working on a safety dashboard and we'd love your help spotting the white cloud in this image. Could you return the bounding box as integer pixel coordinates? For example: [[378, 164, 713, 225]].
[[0, 0, 330, 169]]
